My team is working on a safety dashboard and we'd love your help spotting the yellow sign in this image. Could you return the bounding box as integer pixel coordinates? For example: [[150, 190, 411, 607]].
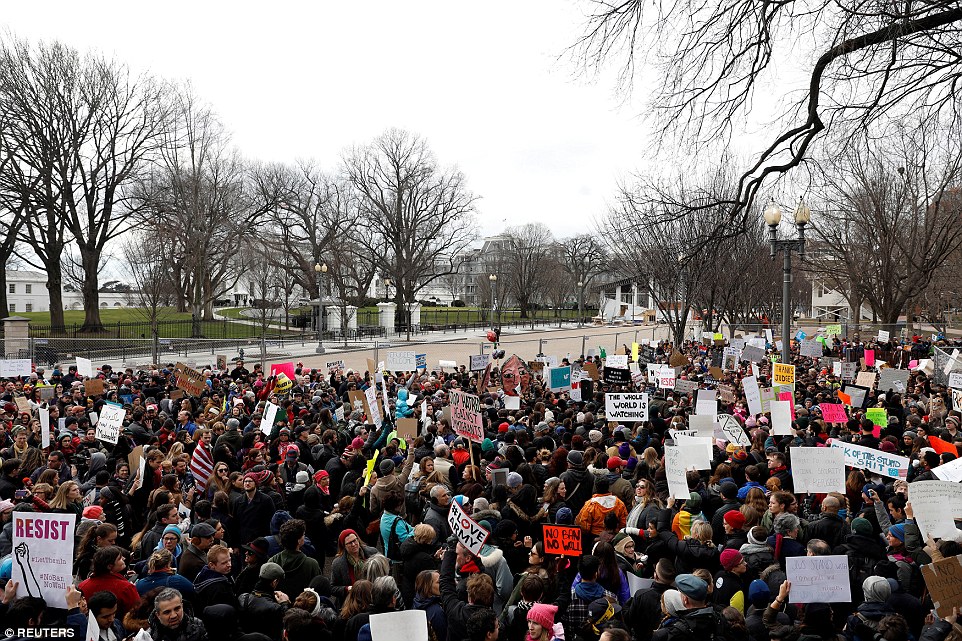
[[631, 342, 639, 362], [274, 372, 293, 394], [773, 363, 795, 386]]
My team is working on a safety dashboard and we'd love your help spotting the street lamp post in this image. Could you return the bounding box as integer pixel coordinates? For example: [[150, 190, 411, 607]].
[[765, 198, 811, 362], [314, 262, 328, 354], [488, 274, 498, 330], [577, 280, 584, 327]]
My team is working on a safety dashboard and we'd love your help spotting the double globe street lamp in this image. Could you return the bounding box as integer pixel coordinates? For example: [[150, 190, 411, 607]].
[[764, 198, 811, 362]]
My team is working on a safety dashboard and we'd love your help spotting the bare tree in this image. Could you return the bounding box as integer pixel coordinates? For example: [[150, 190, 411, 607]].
[[558, 234, 608, 323], [504, 223, 555, 319], [122, 234, 176, 361], [0, 36, 171, 332], [343, 128, 477, 338], [807, 122, 962, 330], [132, 90, 264, 336], [571, 0, 962, 233]]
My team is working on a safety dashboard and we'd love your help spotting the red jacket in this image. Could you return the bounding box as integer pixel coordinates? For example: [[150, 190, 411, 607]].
[[78, 572, 140, 616]]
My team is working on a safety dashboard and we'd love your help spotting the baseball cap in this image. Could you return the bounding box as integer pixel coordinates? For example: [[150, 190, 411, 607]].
[[259, 562, 285, 581]]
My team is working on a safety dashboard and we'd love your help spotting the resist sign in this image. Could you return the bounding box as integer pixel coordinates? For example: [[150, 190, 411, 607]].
[[12, 513, 76, 608]]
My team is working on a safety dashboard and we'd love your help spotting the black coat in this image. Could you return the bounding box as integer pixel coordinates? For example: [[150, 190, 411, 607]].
[[626, 581, 673, 641], [399, 538, 440, 607]]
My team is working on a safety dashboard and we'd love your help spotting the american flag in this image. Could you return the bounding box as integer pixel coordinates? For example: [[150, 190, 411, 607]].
[[189, 443, 214, 492]]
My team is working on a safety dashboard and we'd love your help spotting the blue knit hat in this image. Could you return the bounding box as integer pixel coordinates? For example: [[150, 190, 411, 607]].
[[888, 523, 906, 543], [556, 507, 574, 525]]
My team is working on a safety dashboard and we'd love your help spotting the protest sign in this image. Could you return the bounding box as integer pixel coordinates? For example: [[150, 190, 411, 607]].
[[877, 329, 890, 342], [909, 481, 962, 540], [439, 359, 458, 369], [469, 354, 490, 372], [261, 401, 280, 435], [933, 456, 962, 483], [14, 396, 30, 415], [95, 402, 125, 445], [270, 362, 296, 380], [274, 372, 293, 394], [543, 524, 582, 557], [627, 574, 655, 594], [364, 386, 382, 428], [800, 340, 823, 358], [830, 439, 909, 478], [840, 362, 857, 381], [842, 384, 870, 409], [0, 359, 32, 378], [717, 384, 737, 405], [819, 403, 848, 424], [856, 371, 876, 388], [606, 354, 629, 369], [604, 367, 632, 386], [866, 408, 887, 428], [717, 414, 751, 446], [921, 555, 962, 619], [952, 388, 962, 413], [864, 349, 875, 367], [687, 414, 715, 438], [695, 389, 717, 416], [12, 512, 76, 608], [675, 434, 713, 470], [38, 406, 50, 449], [386, 351, 417, 371], [674, 379, 698, 394], [174, 362, 205, 397], [370, 609, 429, 641], [790, 446, 845, 493], [548, 366, 571, 392], [773, 363, 795, 386], [504, 395, 521, 410], [216, 355, 227, 371], [669, 350, 688, 367], [731, 338, 746, 350], [878, 368, 910, 393], [668, 429, 699, 440], [76, 357, 93, 378], [447, 499, 488, 556], [450, 390, 483, 442], [663, 445, 691, 499], [950, 372, 962, 390], [743, 375, 762, 416], [825, 324, 842, 336], [656, 365, 675, 390], [741, 345, 766, 363], [770, 400, 793, 435], [38, 386, 54, 401], [785, 555, 851, 603], [83, 378, 105, 397], [583, 362, 600, 380], [605, 393, 649, 421], [396, 418, 418, 440]]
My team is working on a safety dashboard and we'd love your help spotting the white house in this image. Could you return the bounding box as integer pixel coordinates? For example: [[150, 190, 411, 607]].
[[6, 270, 132, 313]]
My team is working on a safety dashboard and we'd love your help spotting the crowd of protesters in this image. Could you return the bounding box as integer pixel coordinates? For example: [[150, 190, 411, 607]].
[[0, 332, 961, 641]]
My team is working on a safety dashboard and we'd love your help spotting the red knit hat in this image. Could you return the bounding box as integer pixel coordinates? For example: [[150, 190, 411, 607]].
[[498, 422, 510, 433], [720, 548, 744, 571], [606, 457, 625, 471], [724, 510, 746, 530]]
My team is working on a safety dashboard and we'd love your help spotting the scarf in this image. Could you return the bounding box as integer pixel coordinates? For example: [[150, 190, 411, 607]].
[[575, 580, 606, 601]]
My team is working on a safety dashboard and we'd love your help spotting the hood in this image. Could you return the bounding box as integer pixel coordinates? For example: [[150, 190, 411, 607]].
[[412, 594, 441, 609], [739, 543, 774, 555], [87, 451, 107, 475], [273, 549, 307, 571], [479, 544, 504, 567], [590, 495, 619, 509], [271, 510, 293, 534], [398, 389, 409, 401]]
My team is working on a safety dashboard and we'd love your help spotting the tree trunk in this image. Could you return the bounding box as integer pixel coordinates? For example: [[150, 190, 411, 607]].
[[191, 276, 203, 338], [46, 266, 66, 333], [0, 271, 8, 321], [79, 249, 105, 333]]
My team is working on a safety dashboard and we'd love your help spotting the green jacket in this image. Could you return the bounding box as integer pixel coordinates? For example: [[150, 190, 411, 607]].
[[267, 548, 321, 598]]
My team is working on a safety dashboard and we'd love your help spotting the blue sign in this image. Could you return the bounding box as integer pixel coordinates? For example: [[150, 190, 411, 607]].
[[549, 366, 571, 391], [416, 354, 427, 370]]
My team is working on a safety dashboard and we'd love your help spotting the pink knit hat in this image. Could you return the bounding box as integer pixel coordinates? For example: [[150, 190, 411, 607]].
[[527, 603, 558, 630]]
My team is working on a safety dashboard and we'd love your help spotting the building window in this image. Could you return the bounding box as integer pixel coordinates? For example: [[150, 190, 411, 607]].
[[7, 304, 13, 313], [25, 284, 31, 294], [25, 304, 32, 312], [7, 284, 13, 294]]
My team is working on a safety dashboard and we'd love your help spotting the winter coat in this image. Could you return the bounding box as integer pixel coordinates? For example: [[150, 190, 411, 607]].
[[400, 537, 441, 607], [414, 594, 449, 641], [576, 493, 628, 535], [268, 548, 321, 598], [148, 613, 208, 641]]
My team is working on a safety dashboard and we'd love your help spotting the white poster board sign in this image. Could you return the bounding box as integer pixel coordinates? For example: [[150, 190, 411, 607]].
[[386, 351, 417, 371], [447, 498, 488, 556], [262, 401, 279, 436], [695, 389, 717, 416], [663, 445, 691, 500], [605, 393, 649, 421], [674, 434, 713, 470], [933, 457, 962, 483], [504, 395, 521, 410], [76, 357, 93, 378], [12, 512, 76, 608], [790, 446, 845, 493], [0, 359, 32, 378], [950, 372, 962, 390], [606, 354, 629, 369], [743, 375, 762, 416], [469, 354, 490, 372], [370, 610, 429, 641], [688, 414, 715, 438], [770, 400, 793, 435], [785, 555, 852, 603], [364, 386, 382, 428], [39, 406, 51, 450], [450, 390, 483, 442], [717, 414, 751, 446], [95, 402, 125, 445], [909, 481, 962, 540], [829, 439, 909, 478]]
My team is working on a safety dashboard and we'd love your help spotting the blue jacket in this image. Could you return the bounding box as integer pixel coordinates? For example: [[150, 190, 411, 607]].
[[380, 512, 414, 562], [737, 481, 766, 500], [136, 570, 196, 596]]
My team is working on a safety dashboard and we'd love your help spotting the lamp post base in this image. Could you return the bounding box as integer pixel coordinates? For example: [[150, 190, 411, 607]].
[[315, 344, 326, 354]]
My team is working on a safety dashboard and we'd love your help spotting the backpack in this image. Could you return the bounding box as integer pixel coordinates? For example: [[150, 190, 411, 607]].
[[405, 479, 425, 524], [386, 515, 403, 560], [669, 606, 733, 641]]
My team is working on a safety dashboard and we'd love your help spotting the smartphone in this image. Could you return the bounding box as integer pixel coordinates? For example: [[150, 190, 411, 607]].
[[14, 489, 28, 499]]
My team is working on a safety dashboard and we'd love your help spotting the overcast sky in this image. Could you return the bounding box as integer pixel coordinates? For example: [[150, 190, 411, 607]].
[[2, 1, 658, 241]]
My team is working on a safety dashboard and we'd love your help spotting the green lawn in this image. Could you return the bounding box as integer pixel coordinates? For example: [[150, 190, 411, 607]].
[[17, 307, 195, 325]]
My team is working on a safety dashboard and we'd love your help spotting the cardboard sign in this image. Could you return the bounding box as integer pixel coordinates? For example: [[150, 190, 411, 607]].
[[543, 524, 582, 556], [856, 371, 876, 388], [772, 363, 795, 386], [12, 512, 77, 608], [0, 359, 32, 378], [921, 555, 962, 619], [819, 403, 848, 424], [83, 378, 105, 397], [14, 396, 30, 415], [174, 362, 205, 396], [447, 499, 488, 556], [829, 439, 909, 478], [583, 362, 600, 381], [396, 417, 418, 440], [386, 351, 418, 371], [450, 390, 483, 442], [786, 555, 852, 603], [605, 393, 649, 421], [717, 384, 737, 404], [669, 350, 688, 367], [790, 446, 845, 493], [95, 402, 125, 445]]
